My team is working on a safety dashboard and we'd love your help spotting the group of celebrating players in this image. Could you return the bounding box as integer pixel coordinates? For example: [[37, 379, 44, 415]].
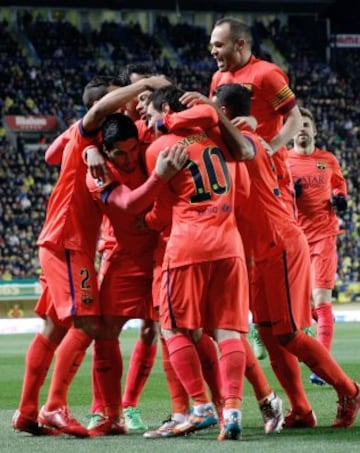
[[12, 17, 359, 442]]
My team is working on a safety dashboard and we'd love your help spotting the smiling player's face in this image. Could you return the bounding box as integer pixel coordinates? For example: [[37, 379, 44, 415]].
[[210, 23, 243, 72]]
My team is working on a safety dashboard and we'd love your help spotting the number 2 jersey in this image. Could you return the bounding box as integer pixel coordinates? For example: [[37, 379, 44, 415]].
[[145, 126, 247, 270]]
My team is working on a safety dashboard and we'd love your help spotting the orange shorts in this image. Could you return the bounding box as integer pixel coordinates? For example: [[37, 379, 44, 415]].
[[99, 254, 156, 320], [159, 257, 249, 333], [34, 274, 70, 328], [39, 246, 100, 324], [152, 263, 162, 309], [97, 246, 115, 288], [309, 236, 337, 289], [251, 232, 312, 335]]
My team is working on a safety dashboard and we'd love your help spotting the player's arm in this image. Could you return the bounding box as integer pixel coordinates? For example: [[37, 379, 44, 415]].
[[331, 157, 348, 212], [259, 66, 302, 155], [216, 107, 255, 160], [82, 76, 171, 132], [160, 103, 219, 131], [143, 141, 175, 231], [331, 158, 348, 197], [269, 104, 302, 154], [144, 186, 173, 232], [169, 91, 255, 161], [88, 144, 188, 214], [179, 91, 258, 135], [45, 129, 71, 164]]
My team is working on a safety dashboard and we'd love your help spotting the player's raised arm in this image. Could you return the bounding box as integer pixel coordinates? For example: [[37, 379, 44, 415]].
[[83, 76, 171, 132], [269, 105, 302, 154]]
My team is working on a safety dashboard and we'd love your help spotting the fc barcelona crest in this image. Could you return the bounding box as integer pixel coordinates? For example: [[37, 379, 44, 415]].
[[316, 161, 326, 170]]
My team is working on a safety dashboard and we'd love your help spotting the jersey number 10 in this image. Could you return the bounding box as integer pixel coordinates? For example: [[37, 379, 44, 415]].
[[187, 147, 231, 204]]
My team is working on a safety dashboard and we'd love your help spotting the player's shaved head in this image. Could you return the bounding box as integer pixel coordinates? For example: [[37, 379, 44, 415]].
[[82, 75, 113, 110]]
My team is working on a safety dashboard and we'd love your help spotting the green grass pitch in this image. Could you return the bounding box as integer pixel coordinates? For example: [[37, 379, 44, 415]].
[[1, 323, 359, 453]]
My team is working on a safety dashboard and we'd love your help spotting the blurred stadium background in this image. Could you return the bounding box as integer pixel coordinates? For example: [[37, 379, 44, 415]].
[[0, 0, 359, 331]]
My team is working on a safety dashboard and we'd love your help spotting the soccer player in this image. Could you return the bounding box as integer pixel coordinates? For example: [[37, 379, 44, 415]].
[[12, 74, 172, 438], [134, 86, 225, 438], [11, 76, 112, 438], [209, 17, 303, 360], [112, 65, 168, 431], [86, 66, 169, 432], [145, 84, 254, 441], [288, 107, 348, 386], [84, 112, 188, 435], [131, 76, 227, 437], [158, 86, 284, 435], [207, 82, 360, 430], [45, 70, 170, 433], [85, 77, 224, 436], [209, 17, 302, 215]]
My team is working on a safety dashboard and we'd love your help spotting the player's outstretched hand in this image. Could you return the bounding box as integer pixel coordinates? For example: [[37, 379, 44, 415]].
[[155, 144, 188, 180]]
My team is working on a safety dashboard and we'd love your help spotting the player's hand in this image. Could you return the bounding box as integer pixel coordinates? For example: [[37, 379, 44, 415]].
[[145, 75, 171, 90], [155, 144, 189, 180], [179, 91, 212, 108], [84, 145, 108, 181], [231, 115, 258, 131], [331, 194, 347, 212]]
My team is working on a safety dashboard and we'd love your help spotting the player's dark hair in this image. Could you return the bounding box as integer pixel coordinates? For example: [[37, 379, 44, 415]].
[[102, 113, 139, 151], [214, 17, 253, 45], [299, 107, 315, 123], [82, 75, 113, 110], [213, 83, 251, 118], [148, 85, 187, 113], [114, 63, 154, 87]]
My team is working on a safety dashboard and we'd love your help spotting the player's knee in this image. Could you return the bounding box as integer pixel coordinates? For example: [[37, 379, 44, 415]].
[[140, 320, 160, 344], [74, 316, 101, 339]]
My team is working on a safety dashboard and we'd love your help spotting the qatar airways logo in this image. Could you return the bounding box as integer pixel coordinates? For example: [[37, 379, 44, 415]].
[[300, 175, 325, 188]]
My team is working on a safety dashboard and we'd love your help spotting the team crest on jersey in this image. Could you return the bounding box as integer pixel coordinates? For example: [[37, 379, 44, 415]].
[[81, 292, 94, 305], [316, 161, 326, 170]]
